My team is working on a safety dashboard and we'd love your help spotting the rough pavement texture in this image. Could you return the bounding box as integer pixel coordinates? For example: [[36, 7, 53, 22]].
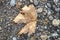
[[0, 0, 60, 40]]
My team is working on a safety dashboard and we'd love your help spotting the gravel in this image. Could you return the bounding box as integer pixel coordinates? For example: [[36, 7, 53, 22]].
[[0, 0, 60, 40]]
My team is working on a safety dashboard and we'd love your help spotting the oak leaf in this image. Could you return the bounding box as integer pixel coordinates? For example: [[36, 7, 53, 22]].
[[13, 4, 37, 37], [18, 21, 37, 37]]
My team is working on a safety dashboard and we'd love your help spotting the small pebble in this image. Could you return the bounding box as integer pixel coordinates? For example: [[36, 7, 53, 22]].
[[53, 0, 59, 3], [20, 0, 22, 2], [13, 37, 17, 40], [43, 11, 47, 15], [53, 0, 59, 5], [58, 2, 60, 5], [16, 2, 22, 8], [40, 35, 48, 40], [10, 0, 16, 6], [52, 19, 60, 26], [34, 0, 38, 5], [47, 9, 51, 15], [43, 8, 47, 14], [45, 5, 48, 8], [57, 29, 59, 32], [3, 9, 7, 13], [37, 7, 43, 13], [58, 38, 60, 40], [30, 36, 36, 40], [47, 3, 51, 8], [55, 8, 60, 12], [52, 32, 58, 37], [30, 0, 33, 3], [59, 20, 60, 24], [0, 27, 2, 30], [44, 26, 47, 29], [49, 15, 53, 20]]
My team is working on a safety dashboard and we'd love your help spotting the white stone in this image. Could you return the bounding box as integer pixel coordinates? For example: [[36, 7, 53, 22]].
[[45, 5, 48, 8], [55, 8, 60, 12], [20, 0, 22, 2], [34, 0, 38, 5], [52, 32, 58, 37], [30, 0, 33, 3], [37, 7, 43, 13], [44, 26, 47, 29], [10, 0, 16, 6], [57, 29, 59, 32], [52, 19, 60, 26], [49, 16, 53, 20], [13, 37, 17, 40], [47, 3, 51, 7], [47, 9, 51, 15], [53, 0, 59, 3]]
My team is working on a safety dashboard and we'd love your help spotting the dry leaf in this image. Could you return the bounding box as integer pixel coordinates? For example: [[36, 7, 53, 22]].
[[13, 4, 37, 37], [13, 4, 37, 24], [18, 21, 36, 37], [13, 13, 26, 23], [22, 4, 37, 20]]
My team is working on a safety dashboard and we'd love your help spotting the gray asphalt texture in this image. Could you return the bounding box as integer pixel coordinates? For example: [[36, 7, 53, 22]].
[[0, 0, 60, 40]]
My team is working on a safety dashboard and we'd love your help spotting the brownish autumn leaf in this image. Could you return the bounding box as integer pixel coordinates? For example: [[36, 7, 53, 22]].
[[18, 21, 37, 37], [13, 13, 26, 23], [13, 4, 37, 23], [13, 4, 37, 37]]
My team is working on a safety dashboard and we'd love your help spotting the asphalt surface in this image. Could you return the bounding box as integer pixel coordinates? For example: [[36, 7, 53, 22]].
[[0, 0, 60, 40]]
